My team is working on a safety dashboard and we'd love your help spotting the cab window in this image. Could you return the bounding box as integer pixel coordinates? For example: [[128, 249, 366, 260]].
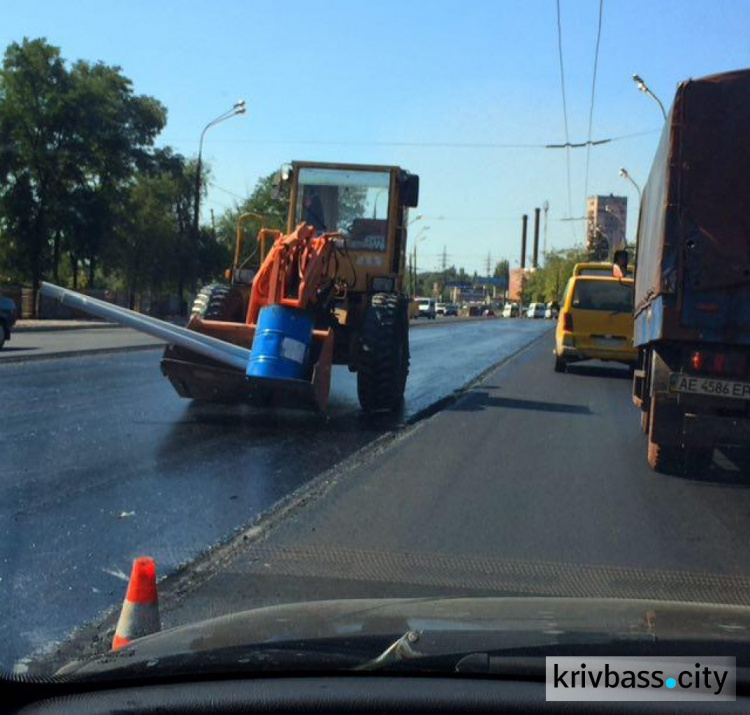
[[572, 280, 634, 312]]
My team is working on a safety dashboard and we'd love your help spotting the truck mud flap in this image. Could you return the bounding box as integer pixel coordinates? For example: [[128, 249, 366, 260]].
[[650, 399, 684, 447]]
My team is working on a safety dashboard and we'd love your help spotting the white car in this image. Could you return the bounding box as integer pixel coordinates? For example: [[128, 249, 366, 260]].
[[526, 303, 546, 319], [416, 298, 436, 319]]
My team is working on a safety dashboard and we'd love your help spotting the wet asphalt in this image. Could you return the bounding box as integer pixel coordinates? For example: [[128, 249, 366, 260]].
[[1, 318, 549, 668]]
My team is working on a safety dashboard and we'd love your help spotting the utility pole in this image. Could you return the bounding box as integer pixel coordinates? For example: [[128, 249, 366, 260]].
[[521, 214, 528, 269], [413, 245, 418, 296], [533, 207, 540, 268], [441, 245, 448, 301], [543, 201, 549, 257]]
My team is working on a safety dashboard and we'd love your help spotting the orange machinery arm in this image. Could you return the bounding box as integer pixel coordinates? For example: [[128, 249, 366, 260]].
[[246, 223, 338, 325]]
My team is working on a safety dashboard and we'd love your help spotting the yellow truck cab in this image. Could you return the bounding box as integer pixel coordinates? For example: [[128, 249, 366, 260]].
[[554, 267, 636, 373]]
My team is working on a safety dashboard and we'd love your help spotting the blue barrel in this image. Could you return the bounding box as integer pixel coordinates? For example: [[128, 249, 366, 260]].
[[247, 305, 314, 380]]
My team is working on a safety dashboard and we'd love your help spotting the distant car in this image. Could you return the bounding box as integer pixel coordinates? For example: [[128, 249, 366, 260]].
[[502, 303, 519, 318], [436, 303, 446, 316], [526, 303, 546, 319], [554, 274, 637, 373], [444, 304, 458, 316], [544, 302, 560, 319], [0, 295, 18, 349], [482, 308, 496, 317], [416, 297, 436, 319]]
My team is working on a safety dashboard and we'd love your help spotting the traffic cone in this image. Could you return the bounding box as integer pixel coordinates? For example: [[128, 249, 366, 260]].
[[112, 557, 161, 650]]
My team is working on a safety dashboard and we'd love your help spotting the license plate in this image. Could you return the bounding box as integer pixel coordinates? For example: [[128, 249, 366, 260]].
[[592, 336, 624, 347], [669, 373, 750, 400]]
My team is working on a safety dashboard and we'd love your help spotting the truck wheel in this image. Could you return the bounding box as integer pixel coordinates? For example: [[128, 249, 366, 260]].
[[190, 284, 246, 323], [357, 293, 409, 413], [553, 353, 566, 373]]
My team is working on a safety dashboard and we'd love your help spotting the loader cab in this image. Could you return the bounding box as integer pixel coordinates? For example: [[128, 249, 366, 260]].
[[284, 162, 418, 294]]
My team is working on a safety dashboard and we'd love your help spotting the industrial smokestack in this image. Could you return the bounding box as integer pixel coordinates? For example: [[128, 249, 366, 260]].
[[521, 214, 528, 269], [533, 207, 540, 268]]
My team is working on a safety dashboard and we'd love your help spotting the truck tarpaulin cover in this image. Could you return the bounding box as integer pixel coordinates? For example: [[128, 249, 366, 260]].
[[635, 69, 750, 315]]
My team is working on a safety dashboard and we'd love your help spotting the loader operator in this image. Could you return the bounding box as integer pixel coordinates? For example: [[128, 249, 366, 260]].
[[303, 187, 327, 232]]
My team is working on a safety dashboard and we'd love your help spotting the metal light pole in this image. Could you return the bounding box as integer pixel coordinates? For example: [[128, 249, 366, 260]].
[[632, 74, 667, 120], [192, 100, 247, 293], [412, 227, 430, 295], [619, 167, 641, 201]]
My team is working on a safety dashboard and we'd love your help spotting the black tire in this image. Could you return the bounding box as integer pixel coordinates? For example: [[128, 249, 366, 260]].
[[553, 352, 566, 373], [357, 293, 409, 413], [0, 321, 6, 350], [190, 284, 246, 323]]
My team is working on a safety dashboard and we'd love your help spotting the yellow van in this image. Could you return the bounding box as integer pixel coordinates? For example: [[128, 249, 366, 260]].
[[554, 275, 636, 372]]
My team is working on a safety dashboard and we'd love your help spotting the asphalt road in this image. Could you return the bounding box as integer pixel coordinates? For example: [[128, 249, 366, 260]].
[[144, 333, 750, 638], [1, 317, 549, 669]]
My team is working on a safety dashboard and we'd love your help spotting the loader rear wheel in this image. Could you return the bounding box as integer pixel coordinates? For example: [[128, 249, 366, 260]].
[[190, 284, 246, 323], [357, 293, 409, 413]]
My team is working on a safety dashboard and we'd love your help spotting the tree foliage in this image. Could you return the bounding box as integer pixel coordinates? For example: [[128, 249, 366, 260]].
[[215, 171, 290, 271], [522, 246, 588, 303], [0, 38, 174, 300]]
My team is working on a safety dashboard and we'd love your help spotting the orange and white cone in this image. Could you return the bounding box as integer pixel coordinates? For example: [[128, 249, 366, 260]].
[[112, 557, 161, 650]]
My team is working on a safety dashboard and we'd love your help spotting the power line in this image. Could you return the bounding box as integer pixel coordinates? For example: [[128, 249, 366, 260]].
[[555, 0, 574, 236], [583, 0, 605, 204], [193, 129, 657, 151]]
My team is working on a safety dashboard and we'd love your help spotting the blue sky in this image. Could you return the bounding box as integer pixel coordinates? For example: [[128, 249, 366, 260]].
[[3, 0, 749, 273]]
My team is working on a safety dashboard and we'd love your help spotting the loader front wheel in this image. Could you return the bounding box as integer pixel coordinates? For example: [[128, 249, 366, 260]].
[[357, 293, 409, 413], [190, 284, 246, 323]]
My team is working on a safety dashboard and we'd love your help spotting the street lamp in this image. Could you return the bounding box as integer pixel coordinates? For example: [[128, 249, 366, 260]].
[[192, 99, 247, 293], [412, 226, 430, 295], [632, 74, 667, 120], [619, 167, 642, 200]]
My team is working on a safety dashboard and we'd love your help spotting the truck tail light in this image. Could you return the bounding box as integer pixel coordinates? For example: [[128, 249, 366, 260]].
[[688, 349, 747, 376], [563, 313, 573, 331]]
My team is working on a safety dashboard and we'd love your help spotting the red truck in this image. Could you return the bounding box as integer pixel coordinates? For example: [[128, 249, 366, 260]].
[[633, 69, 750, 474]]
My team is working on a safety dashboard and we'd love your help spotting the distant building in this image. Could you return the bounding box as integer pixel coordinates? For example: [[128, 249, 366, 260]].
[[586, 195, 627, 260], [509, 268, 534, 302]]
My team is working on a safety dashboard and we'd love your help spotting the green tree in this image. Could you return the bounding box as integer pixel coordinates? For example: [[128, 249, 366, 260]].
[[0, 38, 167, 304], [0, 38, 70, 295], [521, 246, 587, 304], [62, 58, 166, 287], [215, 171, 290, 272]]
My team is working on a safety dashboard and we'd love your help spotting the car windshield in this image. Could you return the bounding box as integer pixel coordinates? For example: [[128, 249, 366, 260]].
[[4, 1, 750, 705], [572, 280, 634, 312]]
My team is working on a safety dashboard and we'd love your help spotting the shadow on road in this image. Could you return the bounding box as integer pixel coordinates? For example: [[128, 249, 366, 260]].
[[565, 363, 632, 380], [0, 346, 39, 353], [451, 390, 592, 415], [661, 447, 750, 486]]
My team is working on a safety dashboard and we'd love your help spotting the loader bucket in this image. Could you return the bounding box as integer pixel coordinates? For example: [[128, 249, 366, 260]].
[[161, 325, 334, 411]]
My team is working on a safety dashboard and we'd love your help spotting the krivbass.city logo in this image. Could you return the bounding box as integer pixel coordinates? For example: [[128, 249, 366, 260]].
[[546, 657, 735, 702]]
